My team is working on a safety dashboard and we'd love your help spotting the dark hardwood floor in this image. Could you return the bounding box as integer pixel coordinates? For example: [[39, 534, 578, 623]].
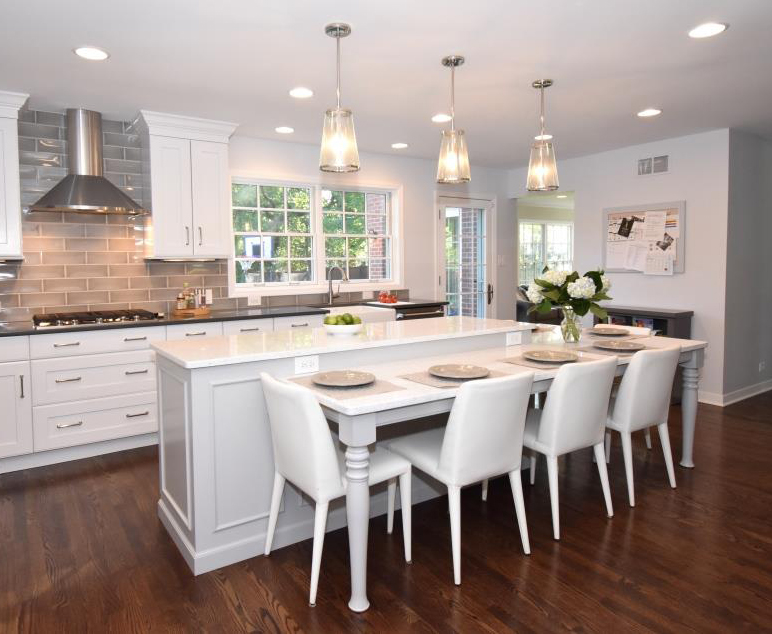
[[2, 393, 771, 633]]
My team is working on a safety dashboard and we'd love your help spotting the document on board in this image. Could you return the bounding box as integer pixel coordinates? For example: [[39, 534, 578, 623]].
[[643, 210, 666, 241], [644, 250, 674, 275], [606, 242, 628, 270], [624, 241, 648, 271]]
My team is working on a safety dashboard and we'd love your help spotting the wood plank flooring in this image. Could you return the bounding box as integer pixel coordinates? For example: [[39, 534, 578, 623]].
[[1, 393, 771, 633]]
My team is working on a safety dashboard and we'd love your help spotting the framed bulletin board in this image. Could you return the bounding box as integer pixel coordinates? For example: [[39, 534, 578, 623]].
[[602, 201, 685, 275]]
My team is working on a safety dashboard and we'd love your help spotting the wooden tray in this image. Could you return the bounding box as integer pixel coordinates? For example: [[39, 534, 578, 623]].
[[172, 307, 211, 318]]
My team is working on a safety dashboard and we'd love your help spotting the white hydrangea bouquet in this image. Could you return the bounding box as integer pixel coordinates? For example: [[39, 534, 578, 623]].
[[526, 268, 611, 342]]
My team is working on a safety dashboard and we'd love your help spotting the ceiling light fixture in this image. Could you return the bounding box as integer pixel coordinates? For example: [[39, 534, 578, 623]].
[[436, 55, 471, 184], [73, 46, 109, 61], [275, 126, 294, 134], [526, 79, 559, 192], [688, 22, 728, 39], [637, 108, 662, 118], [431, 113, 452, 123], [391, 143, 408, 149], [289, 87, 314, 99], [319, 23, 359, 172], [556, 194, 568, 199]]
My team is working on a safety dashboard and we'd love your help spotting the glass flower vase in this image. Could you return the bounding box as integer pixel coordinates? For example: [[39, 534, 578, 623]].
[[560, 306, 581, 343]]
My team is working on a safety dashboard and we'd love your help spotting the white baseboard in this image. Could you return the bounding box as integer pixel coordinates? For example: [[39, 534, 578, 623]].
[[697, 390, 723, 406], [698, 380, 772, 407], [0, 433, 158, 474]]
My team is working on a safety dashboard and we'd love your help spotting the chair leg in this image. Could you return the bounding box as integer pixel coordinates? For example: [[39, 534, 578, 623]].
[[264, 472, 285, 555], [593, 442, 614, 518], [621, 431, 635, 507], [481, 479, 489, 501], [509, 469, 530, 555], [546, 456, 560, 540], [447, 486, 462, 585], [399, 470, 412, 563], [644, 427, 652, 450], [658, 422, 677, 489], [309, 501, 329, 607], [529, 452, 537, 485], [387, 478, 396, 534], [605, 431, 612, 463]]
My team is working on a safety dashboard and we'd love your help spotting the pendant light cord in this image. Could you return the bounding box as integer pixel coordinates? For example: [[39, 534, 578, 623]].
[[336, 35, 341, 110], [450, 64, 456, 132], [539, 84, 546, 138]]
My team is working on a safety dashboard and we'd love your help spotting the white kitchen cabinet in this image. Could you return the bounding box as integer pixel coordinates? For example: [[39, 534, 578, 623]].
[[138, 111, 237, 260], [0, 91, 29, 260], [29, 325, 166, 359], [0, 360, 32, 459], [166, 321, 223, 340], [222, 318, 274, 335], [273, 315, 325, 330]]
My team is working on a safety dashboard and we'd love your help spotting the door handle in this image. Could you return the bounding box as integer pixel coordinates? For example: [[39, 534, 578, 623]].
[[487, 283, 494, 305], [239, 327, 261, 332], [57, 420, 83, 429], [185, 226, 190, 246], [290, 323, 309, 328], [55, 376, 82, 383], [126, 411, 150, 418], [198, 226, 203, 246], [185, 331, 207, 337], [19, 375, 24, 399], [125, 369, 149, 375], [53, 341, 80, 348], [124, 336, 147, 342]]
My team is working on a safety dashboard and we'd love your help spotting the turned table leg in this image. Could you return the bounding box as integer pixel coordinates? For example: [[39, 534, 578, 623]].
[[679, 350, 703, 468]]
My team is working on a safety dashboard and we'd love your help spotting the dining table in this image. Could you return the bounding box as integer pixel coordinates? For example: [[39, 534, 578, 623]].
[[311, 326, 707, 612]]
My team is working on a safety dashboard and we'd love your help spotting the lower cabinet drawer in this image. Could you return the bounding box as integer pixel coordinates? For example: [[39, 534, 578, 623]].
[[33, 392, 158, 452], [222, 318, 274, 335], [166, 322, 224, 340], [273, 315, 324, 330], [31, 350, 156, 406]]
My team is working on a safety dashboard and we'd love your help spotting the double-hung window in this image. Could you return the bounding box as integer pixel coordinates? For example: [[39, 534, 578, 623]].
[[230, 181, 396, 294], [518, 220, 573, 285]]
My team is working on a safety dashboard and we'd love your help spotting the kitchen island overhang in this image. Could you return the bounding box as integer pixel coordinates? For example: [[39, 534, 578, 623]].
[[151, 317, 536, 575]]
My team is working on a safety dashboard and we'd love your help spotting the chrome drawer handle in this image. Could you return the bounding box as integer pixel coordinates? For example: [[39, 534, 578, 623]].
[[290, 323, 309, 328], [185, 331, 207, 337], [124, 336, 148, 342], [53, 341, 80, 348], [125, 369, 149, 375], [239, 327, 260, 332], [57, 420, 83, 429], [126, 411, 149, 418], [55, 376, 82, 383], [19, 375, 24, 399], [198, 226, 203, 246]]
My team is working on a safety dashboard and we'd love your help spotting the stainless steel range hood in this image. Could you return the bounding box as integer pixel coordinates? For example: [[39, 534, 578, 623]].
[[29, 109, 147, 215]]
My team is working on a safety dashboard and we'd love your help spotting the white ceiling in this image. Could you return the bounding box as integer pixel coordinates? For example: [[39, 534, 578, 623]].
[[2, 0, 771, 168]]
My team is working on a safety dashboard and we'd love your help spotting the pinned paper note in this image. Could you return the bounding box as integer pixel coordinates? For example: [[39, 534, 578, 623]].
[[644, 249, 673, 275]]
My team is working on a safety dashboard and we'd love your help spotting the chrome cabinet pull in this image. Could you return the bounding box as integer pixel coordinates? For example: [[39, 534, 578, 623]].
[[124, 336, 147, 342], [19, 375, 24, 399], [290, 323, 309, 328], [55, 376, 82, 383], [125, 369, 149, 375], [185, 331, 206, 337], [239, 327, 260, 332], [198, 226, 203, 246], [57, 420, 83, 429], [185, 226, 190, 246], [53, 341, 80, 348], [126, 411, 149, 418]]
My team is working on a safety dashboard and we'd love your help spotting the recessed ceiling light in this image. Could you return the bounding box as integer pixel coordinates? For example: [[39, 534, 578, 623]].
[[534, 134, 553, 141], [275, 126, 294, 134], [688, 22, 728, 39], [556, 194, 567, 199], [431, 113, 452, 123], [73, 46, 110, 61], [637, 108, 662, 118], [391, 142, 408, 149], [289, 87, 314, 99]]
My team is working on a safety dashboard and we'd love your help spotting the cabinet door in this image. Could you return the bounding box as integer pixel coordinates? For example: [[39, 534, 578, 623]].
[[0, 117, 22, 258], [190, 140, 230, 257], [149, 135, 193, 257], [0, 361, 32, 459]]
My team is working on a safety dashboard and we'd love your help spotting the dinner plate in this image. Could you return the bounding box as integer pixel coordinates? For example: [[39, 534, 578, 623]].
[[522, 350, 579, 363], [593, 340, 645, 352], [591, 327, 629, 336], [312, 370, 376, 388], [428, 364, 490, 380]]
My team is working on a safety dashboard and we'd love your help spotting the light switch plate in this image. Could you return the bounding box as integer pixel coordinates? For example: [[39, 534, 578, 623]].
[[506, 332, 522, 346], [295, 355, 319, 374]]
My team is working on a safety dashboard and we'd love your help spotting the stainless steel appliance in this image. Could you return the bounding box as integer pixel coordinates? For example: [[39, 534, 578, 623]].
[[394, 305, 446, 320], [32, 309, 162, 329]]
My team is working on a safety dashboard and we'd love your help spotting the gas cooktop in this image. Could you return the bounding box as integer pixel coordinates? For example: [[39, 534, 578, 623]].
[[33, 309, 163, 329]]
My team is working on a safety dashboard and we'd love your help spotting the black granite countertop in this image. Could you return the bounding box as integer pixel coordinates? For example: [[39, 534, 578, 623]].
[[306, 298, 449, 310], [0, 306, 329, 338]]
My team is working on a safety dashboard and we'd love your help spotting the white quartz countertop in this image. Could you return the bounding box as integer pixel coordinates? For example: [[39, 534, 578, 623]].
[[151, 316, 535, 369]]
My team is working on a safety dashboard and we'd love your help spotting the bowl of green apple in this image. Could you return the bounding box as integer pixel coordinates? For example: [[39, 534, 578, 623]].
[[323, 312, 364, 335]]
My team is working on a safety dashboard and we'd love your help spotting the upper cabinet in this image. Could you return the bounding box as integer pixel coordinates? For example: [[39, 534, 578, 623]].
[[137, 111, 238, 259], [0, 91, 29, 260]]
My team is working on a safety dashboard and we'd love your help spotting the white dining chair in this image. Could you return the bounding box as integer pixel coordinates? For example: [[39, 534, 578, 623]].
[[604, 347, 680, 507], [260, 373, 412, 606], [525, 356, 617, 540], [387, 372, 534, 585]]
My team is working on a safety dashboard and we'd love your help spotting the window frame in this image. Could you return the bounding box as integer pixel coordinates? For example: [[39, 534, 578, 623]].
[[518, 218, 574, 285], [228, 176, 404, 300]]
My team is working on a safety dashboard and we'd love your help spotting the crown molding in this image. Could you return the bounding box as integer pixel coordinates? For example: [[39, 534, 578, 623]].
[[0, 90, 30, 119], [135, 109, 238, 143]]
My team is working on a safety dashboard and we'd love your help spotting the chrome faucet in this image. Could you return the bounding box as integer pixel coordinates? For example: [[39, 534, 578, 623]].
[[327, 266, 348, 305]]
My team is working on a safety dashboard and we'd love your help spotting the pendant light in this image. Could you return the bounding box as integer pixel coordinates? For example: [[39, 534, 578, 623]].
[[436, 55, 471, 184], [526, 79, 559, 191], [319, 22, 360, 172]]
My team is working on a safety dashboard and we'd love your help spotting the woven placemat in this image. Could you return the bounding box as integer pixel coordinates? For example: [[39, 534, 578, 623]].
[[399, 369, 507, 389], [577, 344, 650, 357], [289, 375, 405, 400], [499, 354, 597, 370], [584, 332, 650, 340]]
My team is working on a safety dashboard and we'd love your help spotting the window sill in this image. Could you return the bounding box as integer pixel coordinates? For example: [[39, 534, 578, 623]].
[[229, 280, 402, 301]]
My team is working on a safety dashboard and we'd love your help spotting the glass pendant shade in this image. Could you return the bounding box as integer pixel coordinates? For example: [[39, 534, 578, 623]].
[[320, 107, 360, 172], [526, 139, 559, 191], [436, 129, 471, 183]]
